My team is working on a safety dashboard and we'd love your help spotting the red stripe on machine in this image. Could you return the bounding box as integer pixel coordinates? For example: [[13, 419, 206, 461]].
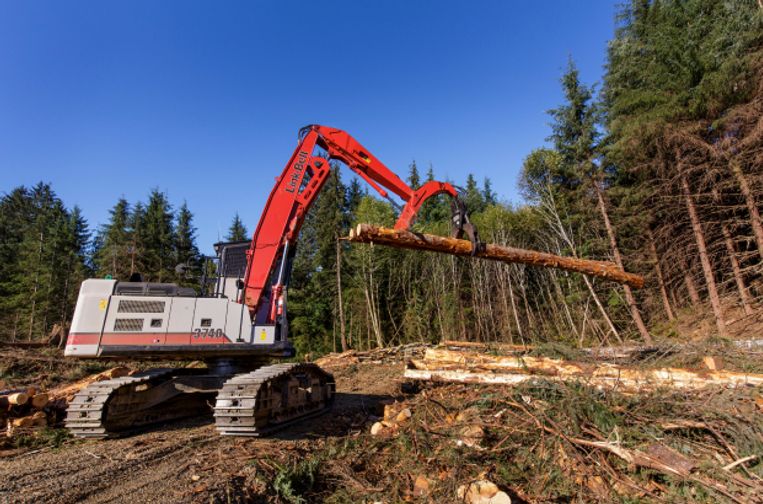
[[67, 332, 233, 346]]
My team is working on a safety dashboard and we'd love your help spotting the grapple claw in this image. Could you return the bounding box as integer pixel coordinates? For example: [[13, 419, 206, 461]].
[[451, 196, 483, 255]]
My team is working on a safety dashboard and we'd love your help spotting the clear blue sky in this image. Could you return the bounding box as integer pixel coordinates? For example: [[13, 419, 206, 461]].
[[0, 1, 618, 253]]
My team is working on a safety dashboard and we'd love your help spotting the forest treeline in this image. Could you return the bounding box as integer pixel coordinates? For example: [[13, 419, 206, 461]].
[[1, 0, 761, 355]]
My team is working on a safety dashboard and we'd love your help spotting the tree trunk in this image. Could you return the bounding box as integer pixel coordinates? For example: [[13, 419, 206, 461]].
[[721, 224, 754, 315], [506, 269, 523, 344], [680, 256, 701, 306], [28, 231, 44, 341], [594, 183, 653, 344], [730, 160, 763, 259], [581, 274, 621, 344], [539, 191, 622, 343], [711, 187, 754, 316], [647, 229, 675, 321], [348, 224, 644, 288], [679, 172, 727, 337], [335, 240, 348, 351]]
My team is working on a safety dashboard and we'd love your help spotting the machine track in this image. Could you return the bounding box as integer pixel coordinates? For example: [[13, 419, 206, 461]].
[[65, 368, 221, 439], [214, 363, 335, 436]]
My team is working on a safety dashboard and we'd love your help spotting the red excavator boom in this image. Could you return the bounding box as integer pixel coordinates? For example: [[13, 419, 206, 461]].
[[242, 124, 476, 324]]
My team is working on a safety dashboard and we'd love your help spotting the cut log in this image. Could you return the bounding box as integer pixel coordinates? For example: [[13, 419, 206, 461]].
[[10, 411, 47, 428], [406, 348, 763, 391], [31, 393, 49, 409], [0, 392, 29, 407], [48, 366, 132, 403], [348, 224, 644, 289]]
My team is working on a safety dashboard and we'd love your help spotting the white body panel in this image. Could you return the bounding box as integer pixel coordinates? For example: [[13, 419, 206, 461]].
[[65, 279, 276, 358]]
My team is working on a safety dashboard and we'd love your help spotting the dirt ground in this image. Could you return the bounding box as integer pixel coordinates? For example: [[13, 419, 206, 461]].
[[0, 361, 401, 504], [2, 342, 762, 503]]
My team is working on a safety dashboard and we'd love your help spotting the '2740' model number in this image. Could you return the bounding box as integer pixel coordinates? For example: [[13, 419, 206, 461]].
[[193, 328, 224, 339]]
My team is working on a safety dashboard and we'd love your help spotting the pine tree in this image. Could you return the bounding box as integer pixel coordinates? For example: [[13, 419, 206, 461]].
[[94, 198, 131, 279], [551, 59, 652, 343], [482, 178, 496, 206], [142, 189, 174, 282], [53, 206, 90, 329], [174, 202, 200, 285], [226, 213, 249, 241], [128, 202, 147, 278], [0, 183, 90, 340], [407, 161, 421, 189], [464, 173, 486, 214], [346, 178, 364, 217]]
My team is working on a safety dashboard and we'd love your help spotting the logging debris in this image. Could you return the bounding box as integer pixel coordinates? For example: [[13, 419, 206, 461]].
[[313, 343, 428, 367], [347, 223, 645, 288]]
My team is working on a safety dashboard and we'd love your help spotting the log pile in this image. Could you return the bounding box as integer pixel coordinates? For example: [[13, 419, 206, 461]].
[[347, 224, 645, 288], [1, 366, 133, 443], [405, 348, 763, 392], [1, 387, 53, 438]]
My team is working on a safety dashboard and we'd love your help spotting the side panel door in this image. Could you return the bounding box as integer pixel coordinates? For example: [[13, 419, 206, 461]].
[[224, 300, 251, 343], [165, 297, 195, 346], [191, 298, 230, 344]]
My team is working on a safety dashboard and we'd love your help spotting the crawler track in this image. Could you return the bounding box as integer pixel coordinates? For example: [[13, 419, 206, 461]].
[[65, 369, 219, 439], [214, 363, 335, 436]]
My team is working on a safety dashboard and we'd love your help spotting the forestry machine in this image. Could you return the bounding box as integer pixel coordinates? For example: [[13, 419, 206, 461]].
[[63, 125, 479, 438]]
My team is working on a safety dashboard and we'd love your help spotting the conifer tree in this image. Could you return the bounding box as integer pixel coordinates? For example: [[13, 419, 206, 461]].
[[174, 201, 200, 285], [464, 173, 486, 214], [550, 60, 652, 343], [482, 178, 496, 206], [142, 190, 174, 282], [226, 213, 249, 241], [128, 202, 147, 278], [94, 198, 131, 279], [407, 161, 421, 189], [0, 183, 90, 340]]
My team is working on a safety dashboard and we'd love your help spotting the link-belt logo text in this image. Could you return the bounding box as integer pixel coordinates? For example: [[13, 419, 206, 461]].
[[285, 151, 309, 193]]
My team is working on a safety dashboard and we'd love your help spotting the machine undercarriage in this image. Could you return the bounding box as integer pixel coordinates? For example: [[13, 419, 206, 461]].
[[66, 361, 335, 438]]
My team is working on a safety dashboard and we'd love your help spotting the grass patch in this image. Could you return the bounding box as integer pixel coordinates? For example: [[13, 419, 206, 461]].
[[272, 455, 322, 504]]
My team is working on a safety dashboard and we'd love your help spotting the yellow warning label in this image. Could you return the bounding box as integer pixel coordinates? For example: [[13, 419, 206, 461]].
[[98, 299, 107, 311], [260, 329, 267, 341]]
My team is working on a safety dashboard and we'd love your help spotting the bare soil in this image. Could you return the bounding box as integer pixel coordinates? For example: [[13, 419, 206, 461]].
[[1, 342, 761, 503]]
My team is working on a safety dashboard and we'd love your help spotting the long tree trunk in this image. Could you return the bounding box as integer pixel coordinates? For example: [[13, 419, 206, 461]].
[[335, 240, 348, 351], [349, 224, 644, 288], [647, 229, 675, 321], [730, 159, 763, 259], [506, 269, 523, 344], [540, 195, 622, 343], [711, 188, 754, 316], [28, 231, 44, 341], [680, 256, 701, 306], [679, 171, 728, 337], [582, 274, 621, 345], [721, 224, 754, 315], [594, 183, 653, 344]]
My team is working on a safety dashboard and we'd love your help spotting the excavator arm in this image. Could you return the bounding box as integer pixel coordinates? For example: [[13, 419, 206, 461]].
[[241, 124, 478, 323], [62, 124, 480, 439]]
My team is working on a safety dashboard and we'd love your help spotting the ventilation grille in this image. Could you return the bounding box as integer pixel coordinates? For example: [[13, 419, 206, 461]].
[[117, 300, 166, 313], [113, 318, 144, 332]]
